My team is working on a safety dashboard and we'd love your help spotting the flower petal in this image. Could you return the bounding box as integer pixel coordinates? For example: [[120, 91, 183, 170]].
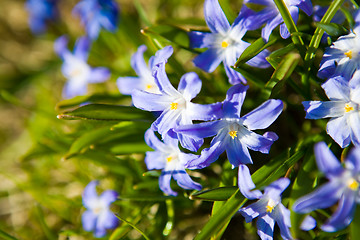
[[264, 178, 290, 199], [314, 142, 342, 177], [153, 64, 178, 96], [204, 0, 230, 34], [226, 138, 253, 165], [322, 76, 350, 101], [187, 102, 223, 121], [82, 210, 97, 232], [262, 14, 283, 41], [238, 127, 276, 154], [327, 116, 351, 148], [159, 173, 178, 196], [223, 62, 247, 85], [173, 170, 202, 190], [279, 23, 291, 39], [242, 99, 283, 130], [257, 214, 275, 240], [185, 139, 226, 169], [175, 120, 226, 139], [192, 48, 223, 73], [117, 76, 142, 95], [239, 198, 268, 222], [99, 190, 118, 206], [238, 164, 262, 199], [88, 67, 110, 83], [345, 147, 360, 173], [130, 45, 150, 77], [177, 72, 202, 101], [273, 204, 292, 240], [300, 215, 317, 231], [348, 112, 360, 147], [188, 31, 212, 49], [145, 151, 166, 170], [321, 190, 356, 232], [82, 180, 99, 209], [223, 84, 249, 118], [54, 35, 69, 59], [303, 101, 346, 119], [177, 133, 204, 152], [74, 37, 91, 61], [292, 181, 343, 213], [62, 79, 88, 99], [132, 90, 170, 111]]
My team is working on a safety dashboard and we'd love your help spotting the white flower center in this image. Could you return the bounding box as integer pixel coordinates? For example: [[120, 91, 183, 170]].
[[266, 199, 277, 213], [169, 97, 186, 111]]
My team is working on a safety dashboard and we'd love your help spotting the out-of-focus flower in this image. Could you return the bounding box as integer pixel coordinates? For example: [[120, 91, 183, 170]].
[[244, 0, 312, 41], [188, 0, 270, 85], [240, 178, 316, 240], [303, 71, 360, 148], [318, 26, 360, 80], [82, 181, 119, 238], [26, 0, 59, 34], [293, 141, 360, 232], [54, 36, 110, 99], [117, 45, 160, 95], [144, 129, 202, 196], [176, 84, 283, 169], [132, 46, 222, 152], [73, 0, 119, 40]]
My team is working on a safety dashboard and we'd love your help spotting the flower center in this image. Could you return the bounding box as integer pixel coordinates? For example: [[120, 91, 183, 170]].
[[221, 40, 229, 48], [345, 103, 354, 112], [228, 130, 238, 139], [347, 178, 359, 190], [344, 50, 352, 59], [93, 206, 104, 215], [266, 199, 277, 213], [146, 84, 154, 90], [166, 156, 173, 162], [170, 102, 178, 110]]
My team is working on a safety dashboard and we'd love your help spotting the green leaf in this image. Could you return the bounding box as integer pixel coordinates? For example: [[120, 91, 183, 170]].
[[194, 190, 246, 240], [266, 43, 296, 68], [118, 194, 177, 201], [231, 66, 265, 88], [57, 104, 154, 121], [190, 187, 238, 201], [55, 94, 126, 111], [0, 229, 19, 240], [115, 215, 151, 240], [234, 37, 277, 67], [264, 52, 301, 98], [315, 22, 348, 37], [141, 24, 190, 49], [64, 122, 148, 159]]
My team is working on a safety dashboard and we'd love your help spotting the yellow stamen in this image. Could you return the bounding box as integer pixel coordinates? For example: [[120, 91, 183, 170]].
[[266, 199, 276, 213], [170, 102, 178, 110], [93, 207, 102, 214], [146, 84, 153, 90], [70, 69, 82, 77], [166, 157, 172, 162], [345, 104, 354, 112], [345, 50, 352, 59], [221, 41, 229, 48], [229, 130, 237, 139], [348, 179, 359, 190]]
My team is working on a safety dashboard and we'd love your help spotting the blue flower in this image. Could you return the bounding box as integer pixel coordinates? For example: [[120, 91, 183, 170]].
[[54, 36, 110, 99], [117, 45, 160, 95], [144, 129, 202, 196], [188, 0, 270, 85], [240, 178, 316, 240], [293, 141, 360, 232], [176, 84, 283, 169], [82, 181, 119, 238], [318, 26, 360, 80], [73, 0, 119, 40], [25, 0, 58, 34], [244, 0, 312, 41], [132, 46, 222, 152], [303, 72, 360, 148]]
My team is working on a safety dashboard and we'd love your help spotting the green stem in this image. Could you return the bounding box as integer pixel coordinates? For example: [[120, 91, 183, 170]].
[[302, 0, 345, 99], [273, 0, 305, 49]]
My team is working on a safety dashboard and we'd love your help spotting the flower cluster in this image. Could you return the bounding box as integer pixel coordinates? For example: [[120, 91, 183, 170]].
[[25, 0, 360, 238]]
